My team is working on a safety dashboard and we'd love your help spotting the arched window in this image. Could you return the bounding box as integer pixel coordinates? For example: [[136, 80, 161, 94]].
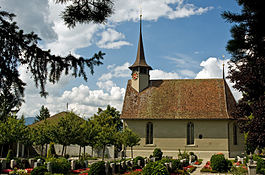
[[187, 122, 194, 145], [233, 123, 238, 145], [146, 122, 153, 144]]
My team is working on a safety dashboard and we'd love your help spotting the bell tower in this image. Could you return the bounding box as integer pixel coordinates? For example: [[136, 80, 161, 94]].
[[129, 14, 152, 92]]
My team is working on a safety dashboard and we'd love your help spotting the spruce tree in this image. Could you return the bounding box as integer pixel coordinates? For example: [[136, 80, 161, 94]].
[[35, 105, 50, 123], [222, 0, 265, 149]]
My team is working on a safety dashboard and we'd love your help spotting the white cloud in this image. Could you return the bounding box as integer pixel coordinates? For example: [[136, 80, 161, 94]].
[[195, 57, 242, 101], [99, 62, 131, 81], [179, 69, 196, 77], [0, 0, 57, 43], [150, 69, 181, 79], [97, 28, 131, 49], [110, 0, 213, 22]]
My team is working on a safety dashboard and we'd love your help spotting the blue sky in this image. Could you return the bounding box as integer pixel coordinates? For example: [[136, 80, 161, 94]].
[[0, 0, 242, 117]]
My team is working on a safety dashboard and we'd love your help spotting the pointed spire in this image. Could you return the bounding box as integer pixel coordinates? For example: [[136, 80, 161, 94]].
[[129, 12, 152, 70]]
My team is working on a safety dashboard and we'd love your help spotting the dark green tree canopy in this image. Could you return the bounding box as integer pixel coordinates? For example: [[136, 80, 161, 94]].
[[222, 0, 265, 148], [54, 0, 114, 28], [0, 9, 104, 116], [35, 105, 51, 123]]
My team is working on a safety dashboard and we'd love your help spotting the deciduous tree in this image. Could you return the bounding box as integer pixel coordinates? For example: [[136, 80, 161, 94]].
[[122, 128, 140, 158]]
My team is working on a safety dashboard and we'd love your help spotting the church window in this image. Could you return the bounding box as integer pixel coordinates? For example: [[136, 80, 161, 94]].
[[187, 122, 194, 145], [146, 122, 153, 144], [233, 123, 238, 145]]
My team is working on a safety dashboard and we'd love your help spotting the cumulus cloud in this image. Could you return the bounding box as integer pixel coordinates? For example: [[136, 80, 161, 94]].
[[18, 63, 126, 117], [0, 0, 57, 43], [150, 69, 181, 79], [97, 28, 132, 49], [195, 57, 242, 101], [110, 0, 213, 22], [98, 62, 131, 81]]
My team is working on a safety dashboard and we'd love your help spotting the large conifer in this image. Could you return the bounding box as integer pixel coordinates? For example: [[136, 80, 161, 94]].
[[222, 0, 265, 149]]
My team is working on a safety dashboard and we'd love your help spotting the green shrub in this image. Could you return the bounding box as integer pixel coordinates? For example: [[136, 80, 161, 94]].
[[142, 161, 169, 175], [178, 149, 189, 163], [230, 167, 247, 175], [75, 160, 86, 169], [255, 156, 265, 174], [153, 148, 163, 161], [210, 154, 230, 173], [133, 156, 145, 168], [31, 165, 48, 175], [171, 159, 181, 172], [89, 161, 105, 175], [47, 142, 56, 158], [48, 157, 70, 174]]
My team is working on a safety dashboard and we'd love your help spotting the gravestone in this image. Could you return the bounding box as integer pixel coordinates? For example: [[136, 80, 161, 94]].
[[105, 162, 109, 175], [37, 159, 42, 165], [47, 162, 52, 172], [71, 160, 76, 170], [28, 159, 35, 168], [34, 162, 38, 168], [137, 160, 141, 167], [110, 163, 115, 174], [10, 159, 16, 169], [1, 159, 7, 169], [84, 160, 88, 168]]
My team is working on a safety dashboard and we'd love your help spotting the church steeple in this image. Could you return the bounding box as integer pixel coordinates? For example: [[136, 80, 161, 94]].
[[129, 13, 152, 92], [129, 14, 152, 70]]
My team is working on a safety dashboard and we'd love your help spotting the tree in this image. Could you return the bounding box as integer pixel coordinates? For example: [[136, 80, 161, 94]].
[[32, 120, 54, 156], [0, 115, 28, 155], [91, 105, 121, 160], [35, 105, 50, 123], [54, 0, 114, 28], [53, 112, 84, 156], [0, 9, 104, 116], [222, 0, 265, 149], [122, 128, 140, 158]]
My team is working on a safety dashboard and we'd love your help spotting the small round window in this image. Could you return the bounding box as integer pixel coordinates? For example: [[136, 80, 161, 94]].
[[199, 134, 203, 139]]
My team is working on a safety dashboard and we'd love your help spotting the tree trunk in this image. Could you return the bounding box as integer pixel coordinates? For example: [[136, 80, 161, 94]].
[[91, 146, 94, 157], [45, 144, 48, 157], [102, 145, 106, 161], [41, 145, 44, 156], [61, 145, 65, 156], [79, 146, 81, 159], [0, 145, 3, 157], [83, 146, 85, 155], [131, 147, 133, 159], [27, 146, 30, 158], [64, 146, 67, 156]]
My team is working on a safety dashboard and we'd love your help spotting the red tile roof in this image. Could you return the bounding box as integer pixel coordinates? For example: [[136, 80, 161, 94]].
[[121, 79, 236, 120]]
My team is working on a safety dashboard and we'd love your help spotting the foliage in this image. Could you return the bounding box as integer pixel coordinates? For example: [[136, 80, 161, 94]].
[[133, 156, 144, 168], [222, 0, 265, 149], [31, 165, 48, 175], [178, 149, 189, 167], [89, 161, 105, 175], [0, 116, 28, 150], [153, 148, 163, 161], [47, 142, 56, 158], [0, 9, 104, 117], [142, 161, 169, 175], [171, 159, 181, 172], [52, 112, 84, 156], [230, 166, 247, 175], [210, 154, 230, 173], [254, 155, 265, 174], [54, 0, 114, 28], [48, 157, 70, 174], [122, 128, 141, 158], [6, 149, 14, 162], [31, 120, 54, 156], [91, 105, 121, 160], [35, 105, 50, 123]]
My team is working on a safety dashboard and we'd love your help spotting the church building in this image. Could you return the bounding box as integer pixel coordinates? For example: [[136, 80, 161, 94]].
[[120, 16, 245, 158]]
